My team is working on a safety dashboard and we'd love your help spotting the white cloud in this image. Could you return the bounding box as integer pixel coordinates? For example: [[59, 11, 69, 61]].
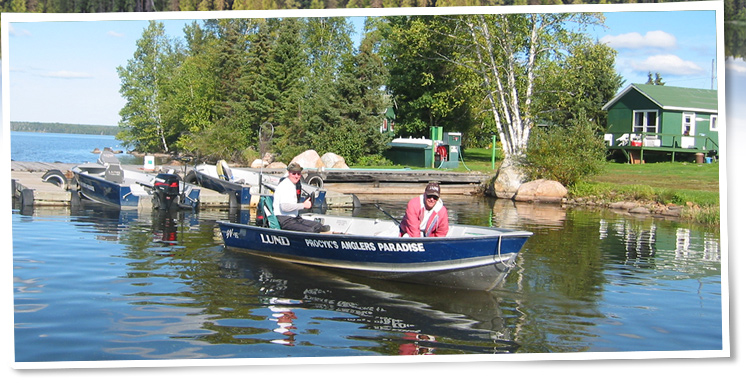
[[630, 54, 703, 76], [601, 30, 677, 50], [40, 70, 94, 79], [8, 24, 32, 37], [107, 30, 125, 38]]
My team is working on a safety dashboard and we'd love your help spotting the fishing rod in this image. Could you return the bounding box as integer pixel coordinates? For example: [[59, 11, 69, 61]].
[[374, 203, 401, 226]]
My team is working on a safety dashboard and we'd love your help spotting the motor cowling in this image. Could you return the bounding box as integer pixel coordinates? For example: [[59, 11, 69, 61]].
[[153, 173, 181, 210]]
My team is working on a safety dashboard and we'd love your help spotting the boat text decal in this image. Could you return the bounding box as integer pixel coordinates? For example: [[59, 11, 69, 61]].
[[78, 180, 95, 192], [304, 239, 425, 252], [260, 233, 291, 246]]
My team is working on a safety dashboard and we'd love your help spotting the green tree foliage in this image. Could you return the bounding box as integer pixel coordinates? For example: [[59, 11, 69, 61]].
[[376, 16, 480, 140], [376, 13, 609, 171], [309, 35, 389, 162], [7, 2, 650, 168], [523, 111, 607, 186], [260, 18, 311, 161], [114, 17, 390, 164], [117, 21, 182, 153], [726, 20, 746, 59], [645, 72, 665, 85], [11, 121, 121, 135], [167, 21, 221, 157], [726, 0, 746, 21], [535, 41, 624, 130]]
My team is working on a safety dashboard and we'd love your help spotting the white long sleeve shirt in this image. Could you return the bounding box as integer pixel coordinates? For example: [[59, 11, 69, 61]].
[[273, 177, 304, 216]]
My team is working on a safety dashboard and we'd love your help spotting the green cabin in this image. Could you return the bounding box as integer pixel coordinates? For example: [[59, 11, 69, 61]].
[[602, 84, 719, 163]]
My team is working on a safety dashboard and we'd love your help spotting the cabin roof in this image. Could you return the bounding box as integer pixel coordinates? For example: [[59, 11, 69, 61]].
[[602, 84, 718, 113]]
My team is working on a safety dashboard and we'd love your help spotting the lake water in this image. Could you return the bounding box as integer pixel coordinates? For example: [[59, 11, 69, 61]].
[[9, 132, 724, 367], [10, 131, 132, 164]]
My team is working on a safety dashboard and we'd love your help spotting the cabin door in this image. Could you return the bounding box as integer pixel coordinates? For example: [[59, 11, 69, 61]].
[[681, 112, 696, 148]]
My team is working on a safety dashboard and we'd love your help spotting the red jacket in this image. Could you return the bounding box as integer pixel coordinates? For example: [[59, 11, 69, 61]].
[[399, 195, 449, 237]]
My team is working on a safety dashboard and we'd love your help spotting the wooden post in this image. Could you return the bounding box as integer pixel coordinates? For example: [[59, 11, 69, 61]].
[[491, 135, 496, 170]]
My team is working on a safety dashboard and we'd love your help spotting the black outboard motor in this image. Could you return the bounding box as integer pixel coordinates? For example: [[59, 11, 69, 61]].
[[153, 173, 182, 210]]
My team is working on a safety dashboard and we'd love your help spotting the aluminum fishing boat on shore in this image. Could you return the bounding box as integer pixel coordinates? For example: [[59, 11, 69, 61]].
[[218, 213, 532, 290]]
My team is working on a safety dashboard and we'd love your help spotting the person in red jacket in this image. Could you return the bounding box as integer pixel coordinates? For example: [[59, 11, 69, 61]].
[[399, 182, 449, 237]]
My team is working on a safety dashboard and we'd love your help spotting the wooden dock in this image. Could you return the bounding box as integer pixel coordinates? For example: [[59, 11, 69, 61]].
[[306, 168, 489, 195], [10, 161, 229, 208], [11, 162, 490, 207]]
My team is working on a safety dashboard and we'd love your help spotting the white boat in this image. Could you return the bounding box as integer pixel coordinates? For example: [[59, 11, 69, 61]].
[[186, 161, 359, 208]]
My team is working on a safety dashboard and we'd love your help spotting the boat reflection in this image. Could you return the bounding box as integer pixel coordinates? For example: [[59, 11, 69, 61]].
[[221, 249, 519, 355]]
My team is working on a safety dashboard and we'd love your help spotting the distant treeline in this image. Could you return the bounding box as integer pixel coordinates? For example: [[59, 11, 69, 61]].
[[11, 121, 122, 136], [0, 0, 706, 14]]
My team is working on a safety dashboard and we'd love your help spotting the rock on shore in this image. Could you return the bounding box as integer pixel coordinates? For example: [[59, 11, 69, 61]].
[[513, 179, 567, 203], [492, 174, 686, 219]]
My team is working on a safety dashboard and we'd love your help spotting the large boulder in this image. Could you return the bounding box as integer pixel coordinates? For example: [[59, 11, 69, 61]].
[[513, 179, 567, 203], [490, 164, 527, 199], [250, 158, 268, 168], [291, 150, 323, 169], [321, 152, 346, 168], [332, 160, 349, 169]]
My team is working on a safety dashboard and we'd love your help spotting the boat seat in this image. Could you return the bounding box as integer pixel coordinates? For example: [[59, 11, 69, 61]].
[[256, 195, 280, 229], [104, 164, 124, 183]]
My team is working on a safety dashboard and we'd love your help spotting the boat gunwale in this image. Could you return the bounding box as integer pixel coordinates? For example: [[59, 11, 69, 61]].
[[217, 217, 534, 242]]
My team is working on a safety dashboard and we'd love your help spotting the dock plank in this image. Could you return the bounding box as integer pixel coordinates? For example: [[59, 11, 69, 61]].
[[11, 170, 72, 206]]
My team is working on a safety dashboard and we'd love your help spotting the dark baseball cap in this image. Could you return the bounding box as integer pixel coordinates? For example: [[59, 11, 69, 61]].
[[424, 182, 440, 197]]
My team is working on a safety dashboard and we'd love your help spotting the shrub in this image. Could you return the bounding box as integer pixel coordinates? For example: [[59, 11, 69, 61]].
[[523, 113, 607, 186], [355, 154, 393, 167]]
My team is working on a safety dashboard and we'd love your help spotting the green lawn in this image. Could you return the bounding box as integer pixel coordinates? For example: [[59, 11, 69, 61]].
[[387, 147, 720, 224], [460, 147, 720, 192], [589, 162, 720, 193]]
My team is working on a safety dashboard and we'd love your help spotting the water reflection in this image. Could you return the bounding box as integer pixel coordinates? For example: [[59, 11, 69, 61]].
[[221, 251, 519, 354], [12, 196, 722, 360]]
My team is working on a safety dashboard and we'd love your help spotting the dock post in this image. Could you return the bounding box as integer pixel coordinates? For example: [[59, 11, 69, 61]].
[[492, 135, 496, 170]]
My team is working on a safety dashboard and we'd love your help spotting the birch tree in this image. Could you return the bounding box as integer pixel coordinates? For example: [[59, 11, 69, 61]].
[[378, 12, 606, 174], [117, 21, 181, 153], [455, 13, 605, 168]]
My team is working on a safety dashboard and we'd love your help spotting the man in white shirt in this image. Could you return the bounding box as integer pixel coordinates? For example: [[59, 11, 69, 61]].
[[273, 162, 330, 233]]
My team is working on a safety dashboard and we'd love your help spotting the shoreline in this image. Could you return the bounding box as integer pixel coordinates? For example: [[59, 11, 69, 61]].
[[10, 160, 717, 227]]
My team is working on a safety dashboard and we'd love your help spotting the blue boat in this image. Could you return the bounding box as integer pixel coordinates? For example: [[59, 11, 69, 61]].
[[72, 150, 200, 210], [218, 213, 532, 290]]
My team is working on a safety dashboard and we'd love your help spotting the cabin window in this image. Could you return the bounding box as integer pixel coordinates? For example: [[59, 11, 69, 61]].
[[682, 112, 695, 136], [633, 110, 658, 137], [710, 115, 718, 132]]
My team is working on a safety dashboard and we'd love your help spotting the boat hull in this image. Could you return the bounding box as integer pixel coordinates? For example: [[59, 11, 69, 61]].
[[75, 170, 143, 208], [218, 218, 532, 289], [74, 167, 201, 210]]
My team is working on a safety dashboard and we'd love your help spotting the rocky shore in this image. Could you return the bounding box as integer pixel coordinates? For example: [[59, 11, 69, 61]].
[[565, 197, 688, 219], [490, 176, 702, 222]]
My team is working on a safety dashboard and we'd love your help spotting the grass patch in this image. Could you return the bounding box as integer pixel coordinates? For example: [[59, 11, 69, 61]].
[[461, 149, 721, 226], [371, 148, 721, 224], [589, 162, 720, 192], [568, 162, 720, 227]]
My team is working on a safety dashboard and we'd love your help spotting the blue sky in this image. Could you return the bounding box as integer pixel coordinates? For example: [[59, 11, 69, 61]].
[[2, 7, 720, 127]]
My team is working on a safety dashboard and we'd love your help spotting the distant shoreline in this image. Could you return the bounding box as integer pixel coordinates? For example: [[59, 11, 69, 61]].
[[11, 121, 122, 136]]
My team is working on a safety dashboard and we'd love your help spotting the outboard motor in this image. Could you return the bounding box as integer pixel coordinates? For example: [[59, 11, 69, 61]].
[[153, 173, 182, 210]]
